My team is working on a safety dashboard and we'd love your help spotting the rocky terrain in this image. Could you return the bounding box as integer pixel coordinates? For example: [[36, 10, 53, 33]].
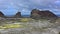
[[0, 9, 60, 34], [0, 18, 60, 34]]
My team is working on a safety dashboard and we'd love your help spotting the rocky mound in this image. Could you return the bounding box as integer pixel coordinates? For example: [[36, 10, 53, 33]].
[[39, 10, 58, 19], [0, 11, 5, 17], [30, 9, 40, 19], [30, 9, 58, 22], [14, 12, 21, 18]]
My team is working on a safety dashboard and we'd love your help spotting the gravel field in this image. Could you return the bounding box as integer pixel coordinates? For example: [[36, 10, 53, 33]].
[[0, 18, 60, 34]]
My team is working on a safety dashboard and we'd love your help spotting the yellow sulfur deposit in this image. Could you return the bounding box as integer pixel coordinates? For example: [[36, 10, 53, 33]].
[[0, 26, 7, 29], [0, 24, 24, 29], [20, 18, 32, 22]]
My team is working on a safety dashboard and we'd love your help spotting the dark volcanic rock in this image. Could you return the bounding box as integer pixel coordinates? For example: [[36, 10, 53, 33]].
[[14, 12, 21, 18], [30, 9, 58, 22], [39, 10, 58, 23], [39, 10, 58, 19], [0, 11, 5, 17], [30, 9, 41, 19]]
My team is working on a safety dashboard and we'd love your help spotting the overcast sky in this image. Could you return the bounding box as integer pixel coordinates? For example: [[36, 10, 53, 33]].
[[0, 0, 60, 16]]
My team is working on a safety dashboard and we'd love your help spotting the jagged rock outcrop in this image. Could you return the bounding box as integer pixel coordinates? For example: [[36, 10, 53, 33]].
[[14, 12, 21, 18], [30, 9, 58, 22], [0, 11, 5, 17], [30, 9, 41, 19]]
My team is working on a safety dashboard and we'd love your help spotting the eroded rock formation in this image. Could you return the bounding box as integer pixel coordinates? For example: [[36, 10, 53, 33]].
[[0, 11, 5, 17], [39, 10, 58, 19], [14, 12, 21, 18], [30, 9, 41, 19], [30, 9, 58, 23]]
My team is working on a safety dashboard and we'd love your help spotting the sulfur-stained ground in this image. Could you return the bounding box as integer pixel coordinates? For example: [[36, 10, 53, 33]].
[[0, 18, 60, 34]]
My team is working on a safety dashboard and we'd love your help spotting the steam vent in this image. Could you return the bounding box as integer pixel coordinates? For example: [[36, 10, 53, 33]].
[[0, 11, 5, 17], [14, 12, 21, 18], [30, 9, 58, 22]]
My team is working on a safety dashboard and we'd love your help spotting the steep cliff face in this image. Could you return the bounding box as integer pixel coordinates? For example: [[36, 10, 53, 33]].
[[0, 11, 5, 17], [14, 12, 21, 18]]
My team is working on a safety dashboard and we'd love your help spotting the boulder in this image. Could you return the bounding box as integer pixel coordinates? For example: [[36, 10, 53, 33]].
[[14, 12, 21, 18]]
